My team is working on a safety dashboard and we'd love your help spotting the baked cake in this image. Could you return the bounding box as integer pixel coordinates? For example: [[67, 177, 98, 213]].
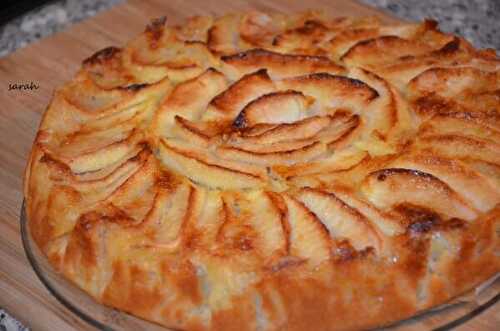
[[24, 10, 500, 331]]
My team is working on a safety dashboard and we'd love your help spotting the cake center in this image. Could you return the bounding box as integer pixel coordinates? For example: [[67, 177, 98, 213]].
[[152, 50, 413, 190]]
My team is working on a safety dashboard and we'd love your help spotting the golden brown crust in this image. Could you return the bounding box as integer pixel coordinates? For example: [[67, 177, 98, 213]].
[[24, 10, 500, 331]]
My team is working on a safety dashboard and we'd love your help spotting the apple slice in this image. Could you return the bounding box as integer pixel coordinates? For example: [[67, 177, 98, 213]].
[[295, 188, 382, 251], [282, 194, 332, 266], [233, 90, 312, 128], [362, 168, 477, 221]]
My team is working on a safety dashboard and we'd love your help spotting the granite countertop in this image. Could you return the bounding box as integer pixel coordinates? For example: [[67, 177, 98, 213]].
[[0, 0, 499, 59], [0, 0, 123, 58], [360, 0, 499, 50], [0, 0, 498, 330]]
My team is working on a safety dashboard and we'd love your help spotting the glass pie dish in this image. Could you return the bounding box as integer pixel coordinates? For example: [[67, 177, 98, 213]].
[[20, 201, 499, 331]]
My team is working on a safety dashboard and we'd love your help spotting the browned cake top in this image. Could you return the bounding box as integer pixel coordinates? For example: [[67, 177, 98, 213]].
[[24, 10, 500, 331]]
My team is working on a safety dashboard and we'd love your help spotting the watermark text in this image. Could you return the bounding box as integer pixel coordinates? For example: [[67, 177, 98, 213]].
[[8, 81, 40, 91]]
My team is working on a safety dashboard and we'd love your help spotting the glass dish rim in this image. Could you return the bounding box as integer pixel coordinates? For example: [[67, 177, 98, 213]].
[[21, 200, 115, 331]]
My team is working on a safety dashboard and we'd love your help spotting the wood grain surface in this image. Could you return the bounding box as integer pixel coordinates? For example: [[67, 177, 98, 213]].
[[0, 1, 497, 330]]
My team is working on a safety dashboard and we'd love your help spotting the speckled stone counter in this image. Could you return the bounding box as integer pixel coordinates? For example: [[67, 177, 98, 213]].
[[359, 0, 499, 51], [0, 0, 499, 59], [0, 0, 123, 58]]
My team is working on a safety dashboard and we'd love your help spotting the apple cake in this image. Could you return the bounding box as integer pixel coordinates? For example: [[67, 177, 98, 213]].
[[24, 10, 500, 331]]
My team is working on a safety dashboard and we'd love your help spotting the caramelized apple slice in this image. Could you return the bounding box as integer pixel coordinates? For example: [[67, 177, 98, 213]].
[[153, 68, 228, 134], [282, 194, 331, 266], [124, 18, 219, 83], [342, 36, 433, 67], [418, 112, 500, 144], [173, 15, 214, 43], [102, 152, 159, 221], [216, 141, 327, 166], [221, 48, 344, 80], [326, 20, 429, 59], [391, 153, 500, 212], [181, 188, 224, 250], [274, 20, 331, 52], [239, 11, 286, 48], [277, 72, 378, 111], [208, 13, 243, 55], [416, 134, 500, 165], [233, 90, 312, 128], [362, 168, 477, 221], [139, 182, 192, 249], [329, 187, 404, 236], [170, 116, 222, 147], [349, 68, 415, 155], [82, 46, 132, 89], [54, 128, 144, 174], [275, 146, 367, 179], [69, 149, 152, 205], [203, 69, 276, 121], [408, 67, 499, 99], [295, 188, 382, 251], [216, 191, 288, 259], [230, 116, 334, 145], [158, 138, 265, 189]]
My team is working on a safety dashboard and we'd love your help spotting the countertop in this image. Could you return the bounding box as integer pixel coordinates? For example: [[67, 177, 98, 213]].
[[0, 0, 499, 58]]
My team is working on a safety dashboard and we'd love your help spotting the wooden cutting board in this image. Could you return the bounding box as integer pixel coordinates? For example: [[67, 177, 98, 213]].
[[0, 0, 497, 330]]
